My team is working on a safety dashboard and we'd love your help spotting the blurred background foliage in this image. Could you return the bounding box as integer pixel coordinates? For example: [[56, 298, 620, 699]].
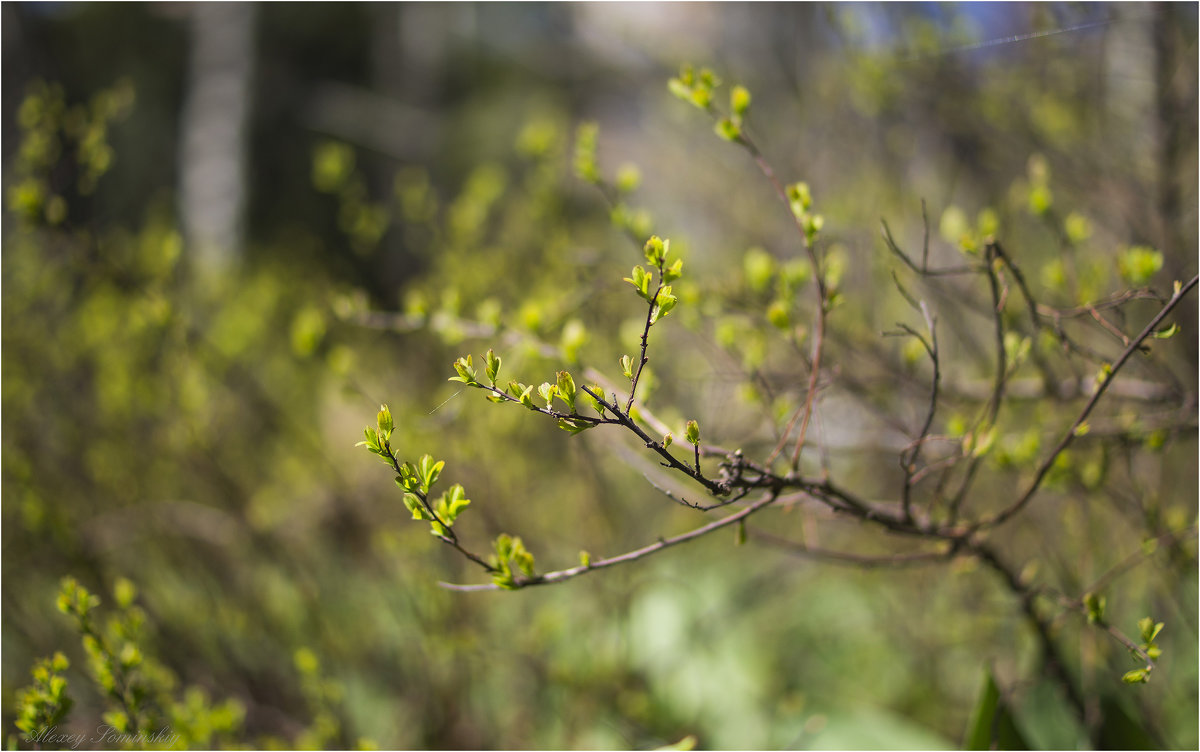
[[2, 3, 1197, 749]]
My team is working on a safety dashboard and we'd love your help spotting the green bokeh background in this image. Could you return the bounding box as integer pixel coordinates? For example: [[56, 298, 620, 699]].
[[3, 4, 1196, 749]]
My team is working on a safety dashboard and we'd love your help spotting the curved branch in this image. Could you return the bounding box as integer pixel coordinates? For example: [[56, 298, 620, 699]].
[[439, 489, 781, 591]]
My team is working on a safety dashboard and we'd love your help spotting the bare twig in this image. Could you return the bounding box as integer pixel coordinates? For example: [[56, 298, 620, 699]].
[[645, 474, 750, 512], [896, 305, 940, 524], [880, 217, 981, 276], [750, 528, 954, 567], [439, 489, 781, 591]]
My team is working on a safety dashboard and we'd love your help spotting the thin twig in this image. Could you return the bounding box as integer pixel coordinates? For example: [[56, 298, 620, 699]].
[[645, 474, 750, 511], [581, 385, 727, 496], [880, 217, 981, 276], [626, 284, 661, 413], [439, 489, 781, 591], [751, 528, 954, 567], [897, 305, 940, 524]]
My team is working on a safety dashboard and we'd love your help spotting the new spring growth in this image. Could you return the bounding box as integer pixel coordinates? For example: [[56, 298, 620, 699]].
[[376, 404, 393, 442], [574, 122, 600, 184], [668, 64, 721, 110], [625, 235, 680, 324], [449, 354, 478, 385], [786, 182, 824, 242], [584, 385, 607, 414], [556, 370, 577, 411], [484, 349, 501, 385], [717, 84, 751, 143], [357, 409, 396, 466], [620, 354, 635, 379], [685, 420, 700, 445], [491, 534, 536, 590], [644, 235, 667, 266]]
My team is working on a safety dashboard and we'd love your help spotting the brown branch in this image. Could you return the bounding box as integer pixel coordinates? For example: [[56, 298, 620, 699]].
[[439, 489, 782, 591], [625, 283, 661, 413]]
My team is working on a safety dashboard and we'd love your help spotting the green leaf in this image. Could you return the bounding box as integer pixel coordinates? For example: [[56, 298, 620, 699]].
[[1084, 592, 1106, 624], [397, 462, 420, 491], [1152, 323, 1178, 339], [584, 385, 607, 414], [519, 384, 537, 410], [787, 182, 812, 211], [435, 484, 471, 524], [1138, 617, 1163, 644], [1117, 246, 1163, 286], [495, 533, 513, 560], [663, 258, 684, 283], [1028, 184, 1053, 215], [417, 454, 444, 491], [561, 318, 588, 362], [537, 382, 557, 407], [667, 77, 693, 103], [557, 417, 592, 435], [650, 286, 677, 324], [620, 355, 635, 379], [655, 736, 697, 752], [556, 370, 577, 411], [644, 235, 666, 266], [663, 432, 673, 448], [939, 205, 969, 245], [357, 426, 381, 452], [1122, 668, 1150, 685], [615, 163, 641, 193], [780, 258, 811, 290], [731, 85, 751, 116], [977, 208, 1000, 238], [492, 534, 535, 584], [685, 420, 700, 445], [485, 349, 501, 384], [624, 266, 652, 301], [402, 492, 427, 520], [743, 247, 774, 293], [573, 122, 600, 183], [766, 299, 790, 330], [376, 404, 393, 438], [449, 355, 479, 385], [714, 118, 741, 142], [804, 213, 825, 239], [964, 670, 1030, 750], [1064, 212, 1092, 244]]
